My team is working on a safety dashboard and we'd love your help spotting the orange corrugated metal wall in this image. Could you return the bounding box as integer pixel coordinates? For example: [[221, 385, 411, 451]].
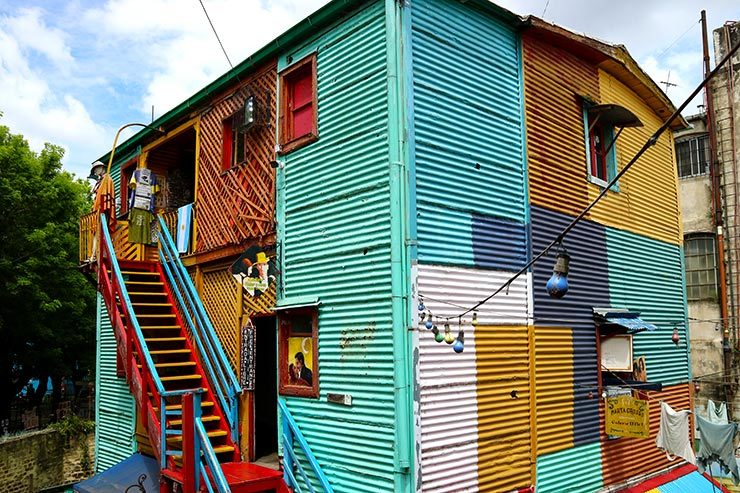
[[600, 384, 693, 487], [475, 325, 532, 491], [522, 32, 600, 218]]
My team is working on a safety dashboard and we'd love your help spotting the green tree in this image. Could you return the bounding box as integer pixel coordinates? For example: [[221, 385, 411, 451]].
[[0, 120, 96, 419]]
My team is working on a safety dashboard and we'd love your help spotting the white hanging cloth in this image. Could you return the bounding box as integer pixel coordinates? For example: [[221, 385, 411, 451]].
[[707, 400, 729, 425], [656, 401, 696, 465]]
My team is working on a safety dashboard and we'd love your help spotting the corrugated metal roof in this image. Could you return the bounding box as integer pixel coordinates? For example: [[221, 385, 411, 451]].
[[412, 0, 527, 273], [94, 294, 136, 473], [278, 3, 397, 492]]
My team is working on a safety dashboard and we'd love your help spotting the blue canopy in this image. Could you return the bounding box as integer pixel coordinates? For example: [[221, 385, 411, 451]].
[[74, 453, 159, 493], [593, 308, 658, 334]]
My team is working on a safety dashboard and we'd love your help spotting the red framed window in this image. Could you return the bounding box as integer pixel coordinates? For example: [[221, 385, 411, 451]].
[[278, 307, 319, 398], [221, 113, 249, 171], [279, 54, 318, 154], [589, 121, 608, 181]]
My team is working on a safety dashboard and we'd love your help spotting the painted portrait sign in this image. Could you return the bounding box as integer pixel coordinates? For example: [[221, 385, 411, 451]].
[[287, 335, 313, 387], [230, 246, 276, 297]]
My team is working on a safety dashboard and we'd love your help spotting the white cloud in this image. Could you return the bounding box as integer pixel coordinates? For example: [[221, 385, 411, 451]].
[[4, 7, 74, 67], [0, 12, 108, 178]]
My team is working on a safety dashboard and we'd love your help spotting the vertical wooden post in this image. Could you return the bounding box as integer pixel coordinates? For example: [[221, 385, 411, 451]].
[[182, 392, 195, 493]]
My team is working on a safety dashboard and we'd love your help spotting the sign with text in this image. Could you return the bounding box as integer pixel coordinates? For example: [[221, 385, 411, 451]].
[[605, 395, 650, 438]]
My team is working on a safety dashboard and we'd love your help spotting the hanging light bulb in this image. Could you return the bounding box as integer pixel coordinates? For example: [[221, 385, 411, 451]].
[[453, 330, 465, 353], [546, 246, 570, 299], [433, 325, 445, 343], [471, 312, 478, 327], [672, 327, 680, 346], [444, 323, 455, 344], [425, 313, 433, 330], [418, 301, 425, 312]]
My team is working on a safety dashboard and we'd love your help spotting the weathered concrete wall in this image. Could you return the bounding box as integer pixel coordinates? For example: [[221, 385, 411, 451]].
[[689, 301, 724, 412], [680, 176, 713, 233], [0, 429, 94, 492]]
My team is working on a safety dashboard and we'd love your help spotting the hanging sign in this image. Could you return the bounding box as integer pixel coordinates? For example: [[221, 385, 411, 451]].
[[605, 394, 650, 438], [240, 319, 256, 391]]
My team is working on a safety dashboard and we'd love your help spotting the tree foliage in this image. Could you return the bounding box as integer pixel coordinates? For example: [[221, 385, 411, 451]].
[[0, 120, 96, 417]]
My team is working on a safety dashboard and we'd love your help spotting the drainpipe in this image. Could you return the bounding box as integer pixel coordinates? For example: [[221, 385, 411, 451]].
[[385, 0, 414, 492], [702, 10, 732, 411]]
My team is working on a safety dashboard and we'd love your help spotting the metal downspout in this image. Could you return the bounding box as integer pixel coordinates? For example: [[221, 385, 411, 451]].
[[702, 10, 733, 410], [386, 0, 414, 492]]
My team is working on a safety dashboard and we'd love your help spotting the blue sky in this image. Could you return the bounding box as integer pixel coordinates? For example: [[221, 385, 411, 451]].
[[0, 0, 737, 179]]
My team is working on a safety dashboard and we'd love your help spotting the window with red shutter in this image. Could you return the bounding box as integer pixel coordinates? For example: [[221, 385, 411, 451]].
[[279, 54, 318, 154]]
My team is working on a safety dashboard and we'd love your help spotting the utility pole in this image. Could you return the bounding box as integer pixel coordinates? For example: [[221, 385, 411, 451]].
[[702, 9, 733, 412]]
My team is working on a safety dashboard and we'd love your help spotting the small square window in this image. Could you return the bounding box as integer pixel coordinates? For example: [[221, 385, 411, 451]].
[[221, 112, 250, 171], [279, 53, 318, 154], [583, 103, 618, 188], [278, 307, 319, 398]]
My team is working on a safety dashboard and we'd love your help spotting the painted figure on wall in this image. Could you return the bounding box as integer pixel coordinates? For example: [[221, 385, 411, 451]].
[[230, 246, 276, 297], [287, 336, 313, 387]]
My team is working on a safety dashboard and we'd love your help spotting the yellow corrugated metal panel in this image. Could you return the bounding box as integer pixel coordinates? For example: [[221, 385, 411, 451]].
[[200, 267, 240, 371], [600, 383, 692, 488], [587, 70, 681, 245], [534, 326, 574, 455], [522, 32, 600, 218], [476, 325, 532, 491], [718, 478, 740, 493]]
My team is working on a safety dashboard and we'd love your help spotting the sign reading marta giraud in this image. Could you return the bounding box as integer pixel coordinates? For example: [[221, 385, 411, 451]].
[[605, 395, 650, 439]]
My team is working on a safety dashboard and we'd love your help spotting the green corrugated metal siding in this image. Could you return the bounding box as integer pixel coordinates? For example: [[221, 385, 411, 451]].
[[536, 442, 603, 493], [606, 228, 689, 384], [94, 293, 136, 472], [411, 0, 527, 268], [278, 2, 396, 492]]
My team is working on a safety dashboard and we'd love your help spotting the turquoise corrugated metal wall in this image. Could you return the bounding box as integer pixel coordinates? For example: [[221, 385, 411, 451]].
[[606, 228, 689, 384], [536, 442, 603, 493], [277, 2, 398, 492], [411, 0, 526, 270], [94, 293, 136, 472]]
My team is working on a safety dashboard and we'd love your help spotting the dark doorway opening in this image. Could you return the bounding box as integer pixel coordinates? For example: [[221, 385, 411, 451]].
[[253, 316, 278, 461]]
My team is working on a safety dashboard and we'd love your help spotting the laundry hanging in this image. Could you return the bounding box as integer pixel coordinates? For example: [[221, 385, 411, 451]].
[[706, 400, 729, 425], [655, 401, 696, 465], [696, 415, 739, 485]]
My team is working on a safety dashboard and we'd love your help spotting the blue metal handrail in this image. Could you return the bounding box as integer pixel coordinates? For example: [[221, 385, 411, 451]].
[[279, 398, 333, 493], [156, 215, 241, 441], [99, 214, 165, 396]]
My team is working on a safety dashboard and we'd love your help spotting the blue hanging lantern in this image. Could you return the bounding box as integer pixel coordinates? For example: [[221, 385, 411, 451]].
[[546, 247, 570, 299], [453, 330, 465, 353], [418, 301, 425, 312], [425, 313, 433, 330]]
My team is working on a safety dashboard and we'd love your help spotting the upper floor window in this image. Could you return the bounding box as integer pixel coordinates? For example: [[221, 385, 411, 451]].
[[222, 112, 249, 171], [279, 53, 318, 154], [583, 104, 618, 187], [676, 135, 710, 178], [684, 234, 718, 301]]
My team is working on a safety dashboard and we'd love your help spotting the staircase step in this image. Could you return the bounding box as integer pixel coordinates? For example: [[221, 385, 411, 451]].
[[167, 429, 227, 443], [136, 314, 175, 318], [149, 349, 191, 355], [168, 415, 220, 427], [144, 337, 187, 343], [121, 270, 159, 276], [132, 302, 172, 307], [129, 291, 167, 296], [212, 445, 236, 455], [160, 374, 203, 382], [139, 361, 196, 369], [154, 401, 214, 412], [140, 325, 180, 330]]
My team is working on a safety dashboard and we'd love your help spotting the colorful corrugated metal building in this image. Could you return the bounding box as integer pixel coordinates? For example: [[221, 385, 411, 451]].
[[82, 1, 715, 492]]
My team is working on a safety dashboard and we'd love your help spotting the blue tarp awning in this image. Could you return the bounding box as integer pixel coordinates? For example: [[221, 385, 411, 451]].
[[74, 453, 159, 493], [593, 307, 658, 334]]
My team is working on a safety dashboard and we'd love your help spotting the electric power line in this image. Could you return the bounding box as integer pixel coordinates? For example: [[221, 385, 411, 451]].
[[198, 0, 233, 69]]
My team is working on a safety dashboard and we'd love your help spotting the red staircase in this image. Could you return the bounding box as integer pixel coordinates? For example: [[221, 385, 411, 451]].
[[96, 215, 288, 493]]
